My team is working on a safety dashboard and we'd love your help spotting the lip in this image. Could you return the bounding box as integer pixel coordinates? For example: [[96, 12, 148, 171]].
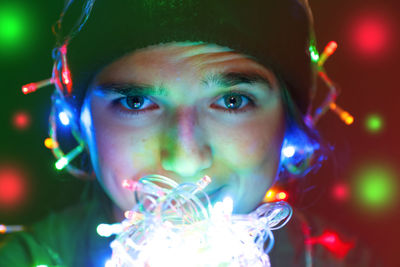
[[130, 173, 229, 201]]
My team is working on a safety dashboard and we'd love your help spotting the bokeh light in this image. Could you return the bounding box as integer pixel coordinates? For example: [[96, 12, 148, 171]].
[[332, 182, 350, 202], [12, 110, 31, 130], [0, 9, 23, 43], [353, 163, 398, 212], [365, 114, 384, 134], [0, 3, 34, 55], [350, 11, 392, 57], [0, 164, 28, 209]]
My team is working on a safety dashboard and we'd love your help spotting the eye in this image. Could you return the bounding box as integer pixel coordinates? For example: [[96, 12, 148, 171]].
[[211, 92, 256, 113], [117, 95, 159, 113]]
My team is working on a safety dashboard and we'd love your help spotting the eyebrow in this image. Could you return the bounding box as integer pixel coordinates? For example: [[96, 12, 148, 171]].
[[95, 71, 272, 96], [201, 71, 272, 88], [95, 83, 168, 96]]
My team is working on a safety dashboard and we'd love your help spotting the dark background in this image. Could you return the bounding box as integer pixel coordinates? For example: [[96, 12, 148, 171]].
[[0, 0, 399, 266]]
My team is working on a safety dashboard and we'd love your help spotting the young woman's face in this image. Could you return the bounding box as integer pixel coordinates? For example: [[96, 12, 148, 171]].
[[80, 42, 285, 213]]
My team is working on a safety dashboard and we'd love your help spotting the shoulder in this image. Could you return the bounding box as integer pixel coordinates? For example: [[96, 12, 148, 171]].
[[0, 231, 53, 266], [269, 211, 309, 267], [269, 210, 383, 267], [0, 195, 110, 267]]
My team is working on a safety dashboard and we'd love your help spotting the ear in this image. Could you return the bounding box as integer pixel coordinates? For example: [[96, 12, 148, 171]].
[[77, 148, 96, 180], [75, 99, 97, 181]]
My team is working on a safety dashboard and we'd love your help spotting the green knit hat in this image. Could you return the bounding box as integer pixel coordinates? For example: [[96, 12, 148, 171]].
[[62, 0, 317, 114]]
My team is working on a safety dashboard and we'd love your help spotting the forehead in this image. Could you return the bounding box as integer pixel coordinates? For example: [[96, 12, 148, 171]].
[[95, 42, 278, 88]]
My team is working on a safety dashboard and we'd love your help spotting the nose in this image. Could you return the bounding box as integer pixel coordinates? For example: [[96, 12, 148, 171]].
[[161, 106, 212, 179]]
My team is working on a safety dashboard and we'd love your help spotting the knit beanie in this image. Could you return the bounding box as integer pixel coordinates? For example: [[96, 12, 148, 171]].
[[64, 0, 316, 114]]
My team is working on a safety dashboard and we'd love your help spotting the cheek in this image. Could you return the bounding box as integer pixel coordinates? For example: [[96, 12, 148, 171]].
[[205, 113, 285, 170], [95, 126, 161, 180], [86, 98, 162, 183]]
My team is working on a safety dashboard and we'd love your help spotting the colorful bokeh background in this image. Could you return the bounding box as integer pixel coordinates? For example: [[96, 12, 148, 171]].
[[0, 0, 399, 266]]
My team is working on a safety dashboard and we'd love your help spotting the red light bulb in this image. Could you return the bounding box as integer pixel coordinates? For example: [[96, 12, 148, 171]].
[[324, 41, 338, 57], [22, 83, 37, 94], [21, 78, 53, 95], [306, 230, 355, 259], [276, 191, 288, 201]]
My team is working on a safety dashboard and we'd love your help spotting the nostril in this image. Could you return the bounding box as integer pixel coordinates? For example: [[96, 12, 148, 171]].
[[161, 150, 169, 159], [160, 149, 212, 179]]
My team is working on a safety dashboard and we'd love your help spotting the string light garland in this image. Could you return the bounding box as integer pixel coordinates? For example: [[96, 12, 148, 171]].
[[0, 224, 24, 234], [263, 190, 289, 202], [22, 78, 53, 95], [99, 174, 292, 267], [19, 0, 95, 175], [305, 230, 354, 259], [317, 41, 337, 67], [54, 145, 84, 170], [307, 41, 354, 126], [59, 44, 72, 94], [20, 44, 86, 175]]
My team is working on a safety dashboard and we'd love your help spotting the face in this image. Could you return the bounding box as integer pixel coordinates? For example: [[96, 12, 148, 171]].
[[80, 42, 285, 214]]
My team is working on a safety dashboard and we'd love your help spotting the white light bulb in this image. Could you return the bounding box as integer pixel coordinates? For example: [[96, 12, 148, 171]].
[[58, 111, 70, 126], [55, 157, 68, 170], [282, 146, 295, 158]]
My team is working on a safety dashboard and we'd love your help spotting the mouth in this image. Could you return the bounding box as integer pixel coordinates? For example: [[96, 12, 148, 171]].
[[125, 174, 231, 205]]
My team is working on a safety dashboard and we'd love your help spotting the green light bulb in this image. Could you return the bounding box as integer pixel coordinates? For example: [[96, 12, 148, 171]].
[[309, 44, 320, 63]]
